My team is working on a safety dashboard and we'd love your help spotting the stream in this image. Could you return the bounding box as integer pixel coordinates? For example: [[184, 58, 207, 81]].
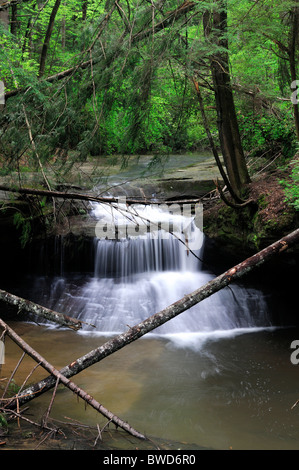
[[1, 154, 299, 450]]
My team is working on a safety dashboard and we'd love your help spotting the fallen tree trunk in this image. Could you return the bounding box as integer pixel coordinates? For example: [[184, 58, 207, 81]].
[[0, 318, 146, 440], [0, 289, 84, 331], [4, 227, 299, 410]]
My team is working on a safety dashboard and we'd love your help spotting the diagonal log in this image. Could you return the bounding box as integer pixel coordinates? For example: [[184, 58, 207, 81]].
[[0, 288, 84, 330], [4, 227, 299, 410], [0, 317, 146, 440]]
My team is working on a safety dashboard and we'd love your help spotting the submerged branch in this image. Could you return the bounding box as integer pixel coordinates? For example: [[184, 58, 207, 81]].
[[6, 227, 299, 409]]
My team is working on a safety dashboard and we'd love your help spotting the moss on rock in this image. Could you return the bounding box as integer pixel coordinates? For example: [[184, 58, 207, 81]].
[[203, 168, 299, 257]]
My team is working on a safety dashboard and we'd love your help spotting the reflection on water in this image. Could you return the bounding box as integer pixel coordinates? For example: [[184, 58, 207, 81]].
[[2, 322, 299, 450]]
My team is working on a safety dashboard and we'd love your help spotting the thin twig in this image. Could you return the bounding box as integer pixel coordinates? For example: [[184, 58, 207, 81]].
[[42, 376, 60, 427], [1, 352, 26, 400]]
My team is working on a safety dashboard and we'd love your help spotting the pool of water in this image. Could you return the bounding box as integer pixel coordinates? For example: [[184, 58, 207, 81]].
[[2, 321, 299, 450]]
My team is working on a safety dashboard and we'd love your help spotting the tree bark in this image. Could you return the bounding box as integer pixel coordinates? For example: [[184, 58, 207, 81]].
[[0, 0, 31, 11], [0, 317, 146, 440], [0, 288, 84, 330], [289, 1, 299, 140], [10, 2, 18, 35], [203, 2, 251, 197], [193, 79, 253, 207], [133, 0, 196, 42], [0, 183, 200, 206], [6, 227, 299, 410], [82, 0, 88, 21]]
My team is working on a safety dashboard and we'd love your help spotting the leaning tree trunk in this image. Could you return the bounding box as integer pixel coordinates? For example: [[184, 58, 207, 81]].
[[203, 1, 251, 198], [5, 227, 299, 410]]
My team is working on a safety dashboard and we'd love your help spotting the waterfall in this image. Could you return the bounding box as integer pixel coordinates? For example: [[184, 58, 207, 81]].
[[35, 200, 271, 348]]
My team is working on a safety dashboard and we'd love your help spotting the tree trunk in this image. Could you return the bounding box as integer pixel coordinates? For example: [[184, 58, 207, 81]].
[[6, 227, 299, 410], [203, 1, 251, 198], [10, 3, 18, 35], [82, 0, 88, 21], [193, 79, 253, 206], [289, 1, 299, 140], [0, 289, 84, 330], [0, 318, 146, 440], [38, 0, 62, 78]]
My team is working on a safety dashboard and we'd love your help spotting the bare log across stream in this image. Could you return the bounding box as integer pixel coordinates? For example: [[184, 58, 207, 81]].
[[2, 227, 298, 411], [0, 184, 201, 206]]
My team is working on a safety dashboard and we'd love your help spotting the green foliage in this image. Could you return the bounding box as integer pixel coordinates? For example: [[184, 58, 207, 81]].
[[238, 111, 297, 158], [0, 0, 298, 178], [0, 412, 8, 428]]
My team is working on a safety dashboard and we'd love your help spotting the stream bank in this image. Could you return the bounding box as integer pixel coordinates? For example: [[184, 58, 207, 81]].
[[0, 152, 299, 451], [0, 152, 298, 305]]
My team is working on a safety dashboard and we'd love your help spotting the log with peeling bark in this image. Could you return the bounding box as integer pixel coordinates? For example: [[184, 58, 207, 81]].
[[4, 227, 299, 410], [0, 317, 146, 440], [0, 289, 84, 330]]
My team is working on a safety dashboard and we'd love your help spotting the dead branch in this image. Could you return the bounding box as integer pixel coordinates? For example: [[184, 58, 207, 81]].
[[6, 227, 299, 409], [0, 317, 146, 440], [22, 104, 51, 192], [0, 183, 201, 206], [193, 78, 253, 207], [1, 407, 57, 434]]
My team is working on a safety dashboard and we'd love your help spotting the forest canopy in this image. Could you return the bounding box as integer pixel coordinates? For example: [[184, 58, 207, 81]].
[[0, 0, 298, 194]]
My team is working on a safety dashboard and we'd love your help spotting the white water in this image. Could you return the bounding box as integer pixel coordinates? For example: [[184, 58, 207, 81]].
[[35, 202, 272, 349]]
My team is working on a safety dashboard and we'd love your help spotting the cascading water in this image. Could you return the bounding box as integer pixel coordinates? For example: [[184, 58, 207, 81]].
[[37, 200, 272, 348]]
